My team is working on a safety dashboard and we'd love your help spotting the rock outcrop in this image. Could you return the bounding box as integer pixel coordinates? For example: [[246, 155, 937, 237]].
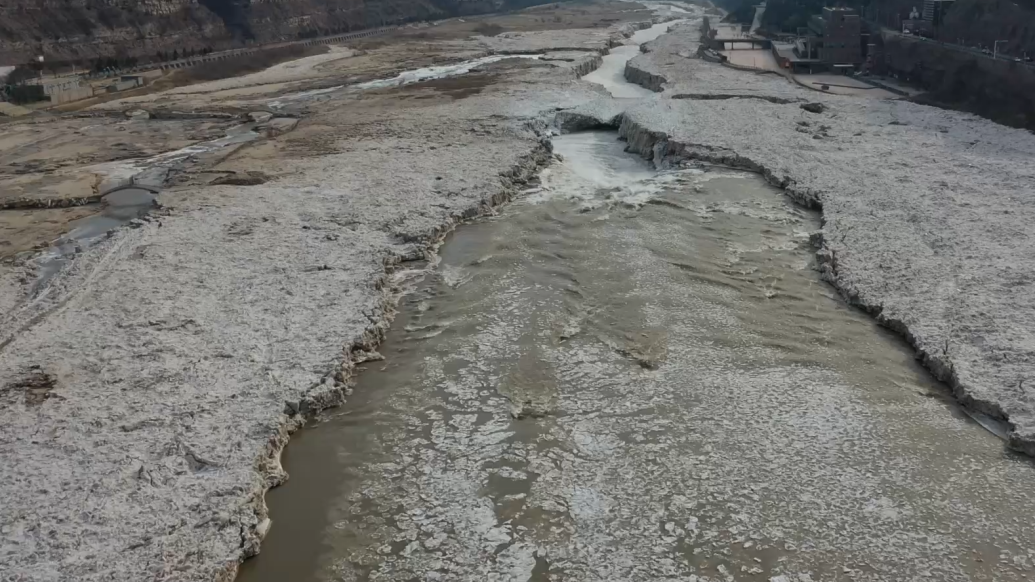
[[623, 59, 666, 91]]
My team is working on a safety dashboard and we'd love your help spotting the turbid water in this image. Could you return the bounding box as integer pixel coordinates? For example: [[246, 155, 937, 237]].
[[236, 131, 1035, 581], [29, 186, 158, 292]]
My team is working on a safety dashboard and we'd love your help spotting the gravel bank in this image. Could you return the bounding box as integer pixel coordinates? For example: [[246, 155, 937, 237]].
[[611, 21, 1035, 453]]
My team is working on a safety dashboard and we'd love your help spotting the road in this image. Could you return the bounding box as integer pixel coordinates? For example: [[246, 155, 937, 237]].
[[882, 27, 1035, 70]]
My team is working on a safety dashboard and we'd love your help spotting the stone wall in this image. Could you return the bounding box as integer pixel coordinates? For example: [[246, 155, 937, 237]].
[[48, 84, 95, 104]]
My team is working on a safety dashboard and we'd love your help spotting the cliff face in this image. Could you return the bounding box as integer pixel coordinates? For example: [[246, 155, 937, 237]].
[[941, 0, 1035, 58], [0, 0, 503, 65], [880, 31, 1035, 130], [1, 0, 222, 63]]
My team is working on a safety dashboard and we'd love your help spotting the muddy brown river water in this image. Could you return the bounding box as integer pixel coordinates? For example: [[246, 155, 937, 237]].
[[237, 131, 1035, 582]]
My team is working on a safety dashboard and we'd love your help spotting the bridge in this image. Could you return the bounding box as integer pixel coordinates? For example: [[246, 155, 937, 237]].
[[710, 37, 772, 50]]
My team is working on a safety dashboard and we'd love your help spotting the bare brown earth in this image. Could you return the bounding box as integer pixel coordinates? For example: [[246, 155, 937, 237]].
[[49, 45, 334, 114]]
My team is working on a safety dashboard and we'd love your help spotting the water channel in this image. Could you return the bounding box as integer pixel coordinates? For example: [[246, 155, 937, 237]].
[[237, 16, 1035, 582], [583, 21, 679, 98]]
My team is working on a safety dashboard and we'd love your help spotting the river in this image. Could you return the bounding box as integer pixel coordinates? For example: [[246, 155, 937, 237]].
[[236, 14, 1035, 582]]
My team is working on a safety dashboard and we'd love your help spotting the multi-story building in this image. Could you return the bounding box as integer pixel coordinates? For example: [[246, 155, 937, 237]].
[[922, 0, 956, 26], [806, 7, 863, 67]]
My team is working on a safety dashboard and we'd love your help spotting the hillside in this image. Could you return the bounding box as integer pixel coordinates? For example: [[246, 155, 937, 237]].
[[879, 30, 1035, 129], [0, 0, 515, 65], [941, 0, 1035, 57], [720, 0, 1035, 58]]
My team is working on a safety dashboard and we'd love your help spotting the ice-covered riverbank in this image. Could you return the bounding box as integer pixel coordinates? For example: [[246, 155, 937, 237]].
[[239, 126, 1035, 582], [612, 22, 1035, 454]]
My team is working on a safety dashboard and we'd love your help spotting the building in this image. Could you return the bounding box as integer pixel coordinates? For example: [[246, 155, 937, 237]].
[[922, 0, 955, 26], [772, 40, 823, 73], [46, 79, 94, 105], [901, 6, 932, 35], [805, 7, 863, 67]]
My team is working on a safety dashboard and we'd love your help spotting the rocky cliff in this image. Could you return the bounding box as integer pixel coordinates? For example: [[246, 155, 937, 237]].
[[0, 0, 506, 65]]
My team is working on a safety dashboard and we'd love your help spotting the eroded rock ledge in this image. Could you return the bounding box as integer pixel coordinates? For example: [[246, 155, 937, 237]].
[[670, 93, 802, 104], [624, 59, 666, 92]]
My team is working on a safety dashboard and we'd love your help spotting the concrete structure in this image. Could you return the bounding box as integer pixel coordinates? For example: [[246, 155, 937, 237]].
[[47, 84, 93, 104], [705, 22, 770, 51], [772, 8, 863, 73], [902, 18, 931, 35], [712, 37, 770, 50], [6, 77, 97, 105], [104, 74, 144, 93]]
